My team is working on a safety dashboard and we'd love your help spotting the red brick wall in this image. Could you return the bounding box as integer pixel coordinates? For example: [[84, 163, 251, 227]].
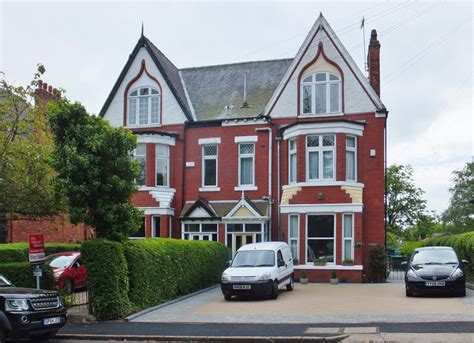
[[294, 268, 362, 283]]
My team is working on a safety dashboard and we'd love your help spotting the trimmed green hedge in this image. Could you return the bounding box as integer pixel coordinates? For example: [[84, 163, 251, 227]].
[[125, 239, 228, 309], [81, 239, 131, 321], [0, 243, 80, 263], [0, 262, 55, 289]]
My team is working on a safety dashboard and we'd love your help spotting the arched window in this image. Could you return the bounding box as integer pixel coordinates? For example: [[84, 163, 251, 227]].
[[301, 72, 341, 115], [128, 87, 160, 126]]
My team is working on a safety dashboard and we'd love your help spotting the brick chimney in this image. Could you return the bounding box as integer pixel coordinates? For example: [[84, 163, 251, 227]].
[[367, 29, 381, 97], [36, 80, 60, 105]]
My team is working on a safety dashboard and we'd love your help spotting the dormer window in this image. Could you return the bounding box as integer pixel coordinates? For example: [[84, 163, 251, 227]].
[[301, 72, 341, 115], [128, 87, 160, 126]]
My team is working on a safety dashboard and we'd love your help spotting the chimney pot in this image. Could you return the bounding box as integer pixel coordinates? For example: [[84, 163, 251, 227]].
[[42, 82, 48, 90], [38, 80, 43, 88], [48, 85, 52, 93]]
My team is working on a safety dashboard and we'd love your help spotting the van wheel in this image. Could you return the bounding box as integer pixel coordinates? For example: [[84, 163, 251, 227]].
[[270, 281, 279, 299], [224, 294, 232, 301], [286, 275, 294, 291]]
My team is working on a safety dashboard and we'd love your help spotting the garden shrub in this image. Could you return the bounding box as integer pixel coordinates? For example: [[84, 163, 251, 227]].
[[81, 239, 131, 320], [368, 244, 386, 282], [0, 242, 80, 263], [125, 239, 228, 310], [400, 241, 424, 259], [0, 262, 55, 289]]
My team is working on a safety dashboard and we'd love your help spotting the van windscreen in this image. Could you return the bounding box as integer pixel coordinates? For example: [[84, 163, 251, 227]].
[[232, 250, 275, 267]]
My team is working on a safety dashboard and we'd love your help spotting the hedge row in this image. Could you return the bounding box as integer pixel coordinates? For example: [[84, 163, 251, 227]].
[[0, 243, 81, 263], [402, 232, 474, 279], [0, 262, 55, 289], [81, 238, 228, 320], [81, 239, 131, 321], [125, 239, 228, 309]]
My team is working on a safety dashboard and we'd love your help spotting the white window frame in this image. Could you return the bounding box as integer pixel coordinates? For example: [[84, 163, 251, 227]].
[[305, 135, 336, 181], [342, 213, 354, 261], [182, 222, 219, 241], [289, 138, 297, 184], [345, 135, 357, 182], [238, 143, 255, 187], [202, 144, 218, 187], [305, 213, 336, 265], [134, 143, 146, 186], [151, 216, 160, 238], [288, 214, 299, 260], [127, 86, 161, 126], [155, 144, 169, 187], [300, 72, 342, 115]]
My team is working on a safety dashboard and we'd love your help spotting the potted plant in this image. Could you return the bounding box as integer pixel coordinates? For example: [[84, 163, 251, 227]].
[[313, 257, 327, 266], [293, 258, 299, 265], [330, 270, 338, 285], [342, 259, 354, 266], [300, 271, 308, 284]]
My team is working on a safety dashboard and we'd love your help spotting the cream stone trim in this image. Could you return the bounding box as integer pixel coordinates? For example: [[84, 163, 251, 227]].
[[281, 186, 302, 205], [341, 185, 363, 203]]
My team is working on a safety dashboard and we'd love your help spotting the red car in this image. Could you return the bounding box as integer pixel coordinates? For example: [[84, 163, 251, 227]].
[[44, 252, 86, 292]]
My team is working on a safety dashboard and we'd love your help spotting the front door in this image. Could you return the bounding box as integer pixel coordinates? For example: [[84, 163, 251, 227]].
[[232, 234, 254, 256]]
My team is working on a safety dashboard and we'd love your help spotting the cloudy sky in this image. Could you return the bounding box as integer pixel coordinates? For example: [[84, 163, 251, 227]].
[[1, 0, 472, 214]]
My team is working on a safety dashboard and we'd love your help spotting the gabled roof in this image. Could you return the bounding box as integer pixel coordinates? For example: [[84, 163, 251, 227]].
[[99, 35, 194, 121], [180, 59, 292, 120], [264, 13, 385, 116]]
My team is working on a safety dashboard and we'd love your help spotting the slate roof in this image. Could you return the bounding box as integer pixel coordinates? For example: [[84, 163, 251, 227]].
[[180, 200, 269, 219], [180, 59, 292, 120]]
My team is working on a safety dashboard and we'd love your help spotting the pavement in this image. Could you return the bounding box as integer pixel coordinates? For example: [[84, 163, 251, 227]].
[[130, 282, 474, 324]]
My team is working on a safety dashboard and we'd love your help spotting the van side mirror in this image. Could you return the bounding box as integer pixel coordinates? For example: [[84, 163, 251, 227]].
[[225, 260, 231, 268]]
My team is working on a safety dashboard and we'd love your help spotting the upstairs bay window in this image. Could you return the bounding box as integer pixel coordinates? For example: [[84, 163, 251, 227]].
[[306, 135, 335, 181], [202, 144, 218, 187], [134, 144, 146, 186], [346, 136, 357, 181], [155, 144, 169, 187], [301, 72, 341, 115], [289, 139, 297, 184], [128, 87, 160, 126], [238, 143, 255, 186]]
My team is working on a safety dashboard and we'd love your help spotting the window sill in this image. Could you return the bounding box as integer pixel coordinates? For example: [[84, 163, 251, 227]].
[[234, 186, 258, 191], [199, 187, 221, 192], [295, 264, 363, 271], [128, 237, 146, 240], [299, 112, 344, 118]]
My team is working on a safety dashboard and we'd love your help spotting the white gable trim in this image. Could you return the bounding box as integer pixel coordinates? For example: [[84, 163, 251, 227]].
[[264, 15, 384, 117], [188, 207, 212, 218], [225, 199, 261, 218], [282, 121, 365, 140]]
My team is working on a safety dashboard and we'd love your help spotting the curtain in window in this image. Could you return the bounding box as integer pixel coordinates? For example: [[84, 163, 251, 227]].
[[139, 97, 148, 125], [308, 151, 319, 180], [290, 153, 297, 183], [150, 97, 160, 124], [346, 150, 355, 181], [343, 214, 353, 260], [322, 151, 333, 179], [240, 157, 253, 185]]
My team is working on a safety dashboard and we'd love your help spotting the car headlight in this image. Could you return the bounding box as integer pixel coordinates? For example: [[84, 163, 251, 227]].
[[448, 268, 464, 281], [258, 272, 271, 281], [221, 273, 229, 282], [54, 270, 63, 277], [5, 299, 29, 312], [406, 269, 419, 281]]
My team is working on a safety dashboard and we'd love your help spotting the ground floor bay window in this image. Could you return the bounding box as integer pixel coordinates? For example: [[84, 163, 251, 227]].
[[306, 214, 335, 264], [182, 222, 218, 241]]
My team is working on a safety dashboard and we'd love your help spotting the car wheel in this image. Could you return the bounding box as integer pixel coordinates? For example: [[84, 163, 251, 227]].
[[286, 275, 294, 291], [269, 281, 279, 299], [224, 294, 232, 301], [406, 289, 413, 297], [457, 289, 466, 297], [63, 279, 74, 293]]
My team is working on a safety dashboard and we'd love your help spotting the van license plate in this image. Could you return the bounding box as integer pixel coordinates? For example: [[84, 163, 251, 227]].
[[425, 281, 445, 287], [43, 317, 61, 325], [233, 285, 251, 290]]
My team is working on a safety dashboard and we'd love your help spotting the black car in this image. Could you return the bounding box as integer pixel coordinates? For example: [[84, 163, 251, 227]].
[[402, 246, 468, 297], [0, 273, 67, 343]]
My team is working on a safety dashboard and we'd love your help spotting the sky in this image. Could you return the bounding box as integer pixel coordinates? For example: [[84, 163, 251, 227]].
[[1, 0, 472, 214]]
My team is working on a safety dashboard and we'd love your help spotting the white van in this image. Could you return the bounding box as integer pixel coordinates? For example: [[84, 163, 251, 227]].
[[220, 242, 294, 300]]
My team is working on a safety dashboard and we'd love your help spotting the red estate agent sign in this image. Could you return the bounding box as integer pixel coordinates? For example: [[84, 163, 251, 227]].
[[29, 234, 45, 264]]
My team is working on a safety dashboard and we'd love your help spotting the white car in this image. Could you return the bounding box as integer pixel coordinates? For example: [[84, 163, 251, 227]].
[[220, 242, 294, 300]]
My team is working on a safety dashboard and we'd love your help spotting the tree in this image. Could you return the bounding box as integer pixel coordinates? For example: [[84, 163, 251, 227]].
[[0, 66, 65, 226], [386, 164, 426, 236], [442, 162, 473, 233], [49, 99, 142, 241]]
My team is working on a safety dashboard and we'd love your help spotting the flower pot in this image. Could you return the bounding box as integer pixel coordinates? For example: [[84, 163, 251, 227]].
[[330, 278, 339, 285], [300, 277, 308, 284]]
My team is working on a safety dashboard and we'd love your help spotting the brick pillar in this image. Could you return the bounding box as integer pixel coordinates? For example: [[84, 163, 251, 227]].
[[145, 215, 152, 238], [146, 144, 155, 187], [297, 135, 306, 182], [336, 133, 345, 181], [160, 215, 169, 238], [218, 223, 226, 244]]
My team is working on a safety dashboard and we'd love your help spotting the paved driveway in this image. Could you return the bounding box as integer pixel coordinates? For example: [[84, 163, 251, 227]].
[[131, 282, 474, 324]]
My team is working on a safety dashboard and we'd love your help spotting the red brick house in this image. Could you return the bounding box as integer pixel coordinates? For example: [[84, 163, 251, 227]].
[[99, 14, 387, 282]]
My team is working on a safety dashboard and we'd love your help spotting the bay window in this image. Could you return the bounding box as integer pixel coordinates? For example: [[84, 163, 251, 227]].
[[346, 136, 357, 181], [307, 215, 335, 263], [183, 223, 218, 241], [238, 143, 255, 186], [306, 135, 335, 181], [289, 139, 297, 184], [155, 144, 169, 187]]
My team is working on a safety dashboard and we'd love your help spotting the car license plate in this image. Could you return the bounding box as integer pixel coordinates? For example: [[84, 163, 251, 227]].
[[43, 317, 61, 325], [233, 285, 251, 290], [425, 281, 445, 287]]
